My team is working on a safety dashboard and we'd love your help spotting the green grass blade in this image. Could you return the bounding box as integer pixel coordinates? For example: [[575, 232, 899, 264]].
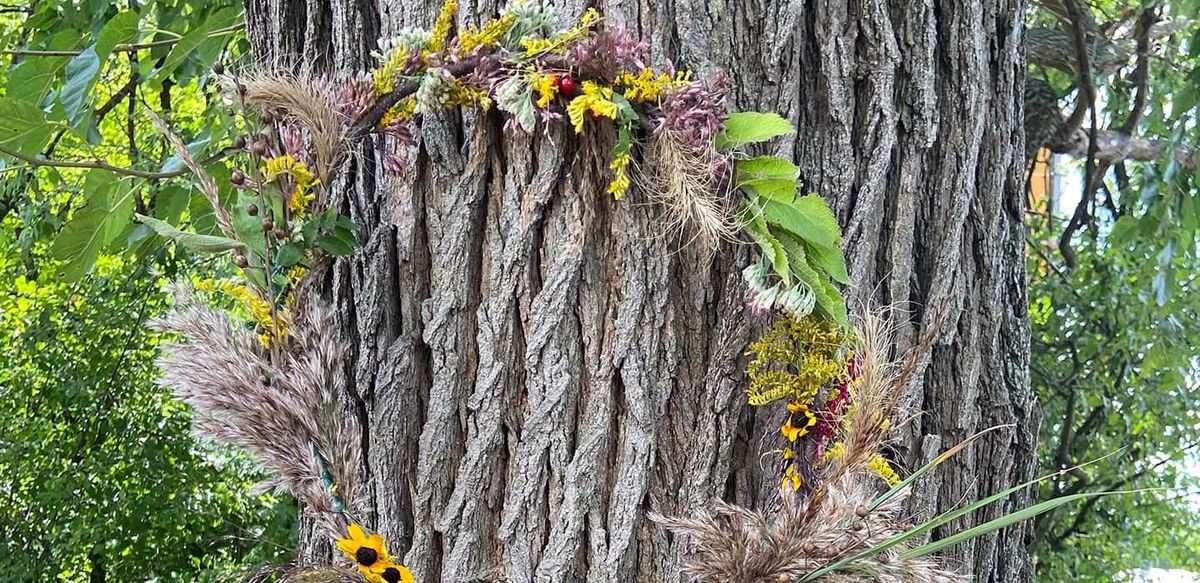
[[869, 425, 1012, 512]]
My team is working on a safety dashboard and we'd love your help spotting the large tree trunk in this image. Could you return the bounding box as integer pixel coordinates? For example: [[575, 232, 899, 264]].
[[245, 0, 1038, 581]]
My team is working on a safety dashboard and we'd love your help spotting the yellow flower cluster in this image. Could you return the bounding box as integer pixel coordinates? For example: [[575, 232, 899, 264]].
[[429, 0, 459, 52], [821, 441, 847, 462], [448, 81, 492, 111], [566, 81, 617, 133], [263, 155, 318, 216], [614, 69, 692, 103], [336, 523, 414, 583], [373, 48, 408, 96], [195, 278, 286, 347], [782, 447, 803, 491], [532, 72, 558, 108], [458, 13, 514, 53], [379, 98, 418, 128], [519, 8, 600, 56], [746, 315, 848, 406], [868, 455, 901, 486], [606, 152, 632, 199]]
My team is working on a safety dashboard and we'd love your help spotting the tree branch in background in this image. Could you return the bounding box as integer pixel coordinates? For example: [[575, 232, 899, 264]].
[[1057, 0, 1101, 268], [0, 23, 244, 57], [0, 144, 234, 180]]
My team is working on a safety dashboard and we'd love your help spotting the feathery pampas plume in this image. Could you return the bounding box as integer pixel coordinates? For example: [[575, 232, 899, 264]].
[[152, 283, 361, 536], [148, 109, 237, 239], [658, 309, 965, 582]]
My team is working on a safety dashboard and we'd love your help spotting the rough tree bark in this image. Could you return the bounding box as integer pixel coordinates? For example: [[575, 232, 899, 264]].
[[244, 0, 1038, 581]]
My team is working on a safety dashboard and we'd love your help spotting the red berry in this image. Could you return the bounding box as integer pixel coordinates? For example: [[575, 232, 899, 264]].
[[556, 75, 578, 96]]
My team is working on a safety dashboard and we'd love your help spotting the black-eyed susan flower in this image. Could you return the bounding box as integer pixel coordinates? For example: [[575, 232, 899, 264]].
[[374, 564, 415, 583], [336, 523, 392, 574]]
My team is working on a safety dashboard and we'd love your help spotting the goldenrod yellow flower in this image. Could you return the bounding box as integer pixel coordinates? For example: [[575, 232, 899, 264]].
[[868, 455, 901, 486], [458, 13, 515, 53], [566, 81, 617, 133], [614, 69, 692, 103], [606, 152, 631, 199], [429, 0, 459, 52], [532, 72, 559, 108], [262, 155, 318, 216], [337, 523, 392, 575]]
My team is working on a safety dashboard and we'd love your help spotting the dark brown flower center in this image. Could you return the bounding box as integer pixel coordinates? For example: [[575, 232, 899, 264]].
[[382, 567, 403, 583], [355, 546, 379, 566]]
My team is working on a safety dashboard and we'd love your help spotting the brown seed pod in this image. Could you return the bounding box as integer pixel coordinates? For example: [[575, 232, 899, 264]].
[[855, 506, 869, 518], [247, 203, 259, 216], [230, 170, 246, 186], [261, 110, 275, 124], [234, 255, 248, 268], [274, 228, 287, 239], [233, 136, 247, 149], [252, 141, 267, 157], [262, 219, 274, 232], [211, 62, 224, 75]]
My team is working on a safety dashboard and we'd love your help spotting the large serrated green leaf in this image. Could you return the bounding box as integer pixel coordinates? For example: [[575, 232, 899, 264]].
[[736, 156, 800, 181], [135, 214, 246, 253], [50, 175, 137, 280], [804, 238, 851, 285], [816, 277, 848, 328], [0, 98, 54, 154], [95, 11, 141, 57], [715, 112, 795, 150], [760, 194, 843, 251]]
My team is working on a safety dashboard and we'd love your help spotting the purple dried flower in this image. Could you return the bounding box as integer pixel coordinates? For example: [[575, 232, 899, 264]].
[[334, 75, 375, 120], [568, 25, 647, 81], [279, 121, 306, 158], [653, 71, 730, 153]]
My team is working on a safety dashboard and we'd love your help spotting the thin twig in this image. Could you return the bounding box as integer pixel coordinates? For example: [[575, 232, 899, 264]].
[[1, 23, 244, 57], [0, 143, 235, 180]]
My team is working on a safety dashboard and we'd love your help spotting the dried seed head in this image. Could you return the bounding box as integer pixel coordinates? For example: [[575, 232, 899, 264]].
[[233, 136, 247, 149], [212, 62, 225, 75]]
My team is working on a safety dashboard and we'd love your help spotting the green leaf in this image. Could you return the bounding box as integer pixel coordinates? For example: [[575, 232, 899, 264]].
[[715, 112, 795, 150], [135, 214, 246, 253], [815, 277, 848, 328], [274, 243, 302, 268], [6, 57, 67, 106], [60, 47, 100, 127], [760, 194, 843, 251], [740, 202, 790, 285], [317, 235, 354, 257], [736, 156, 800, 181], [95, 11, 140, 57], [0, 98, 54, 154], [152, 7, 239, 83], [50, 175, 137, 280], [804, 239, 851, 285], [230, 191, 267, 259], [741, 178, 799, 203]]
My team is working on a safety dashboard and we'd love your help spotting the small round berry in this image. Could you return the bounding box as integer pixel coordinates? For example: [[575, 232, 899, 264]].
[[211, 62, 225, 75], [274, 228, 287, 239], [252, 141, 267, 157], [230, 170, 246, 186], [262, 219, 274, 232], [261, 111, 275, 124], [233, 136, 247, 149], [556, 74, 578, 95], [234, 255, 248, 268], [855, 506, 869, 518], [247, 203, 259, 216]]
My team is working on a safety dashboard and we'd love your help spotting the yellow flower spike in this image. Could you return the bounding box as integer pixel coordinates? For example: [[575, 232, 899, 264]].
[[458, 13, 515, 53], [868, 455, 901, 486], [606, 153, 632, 200], [429, 0, 459, 52], [566, 81, 618, 133], [336, 523, 393, 575]]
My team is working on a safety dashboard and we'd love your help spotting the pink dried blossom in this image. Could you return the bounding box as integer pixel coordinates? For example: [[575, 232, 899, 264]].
[[568, 25, 647, 81]]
